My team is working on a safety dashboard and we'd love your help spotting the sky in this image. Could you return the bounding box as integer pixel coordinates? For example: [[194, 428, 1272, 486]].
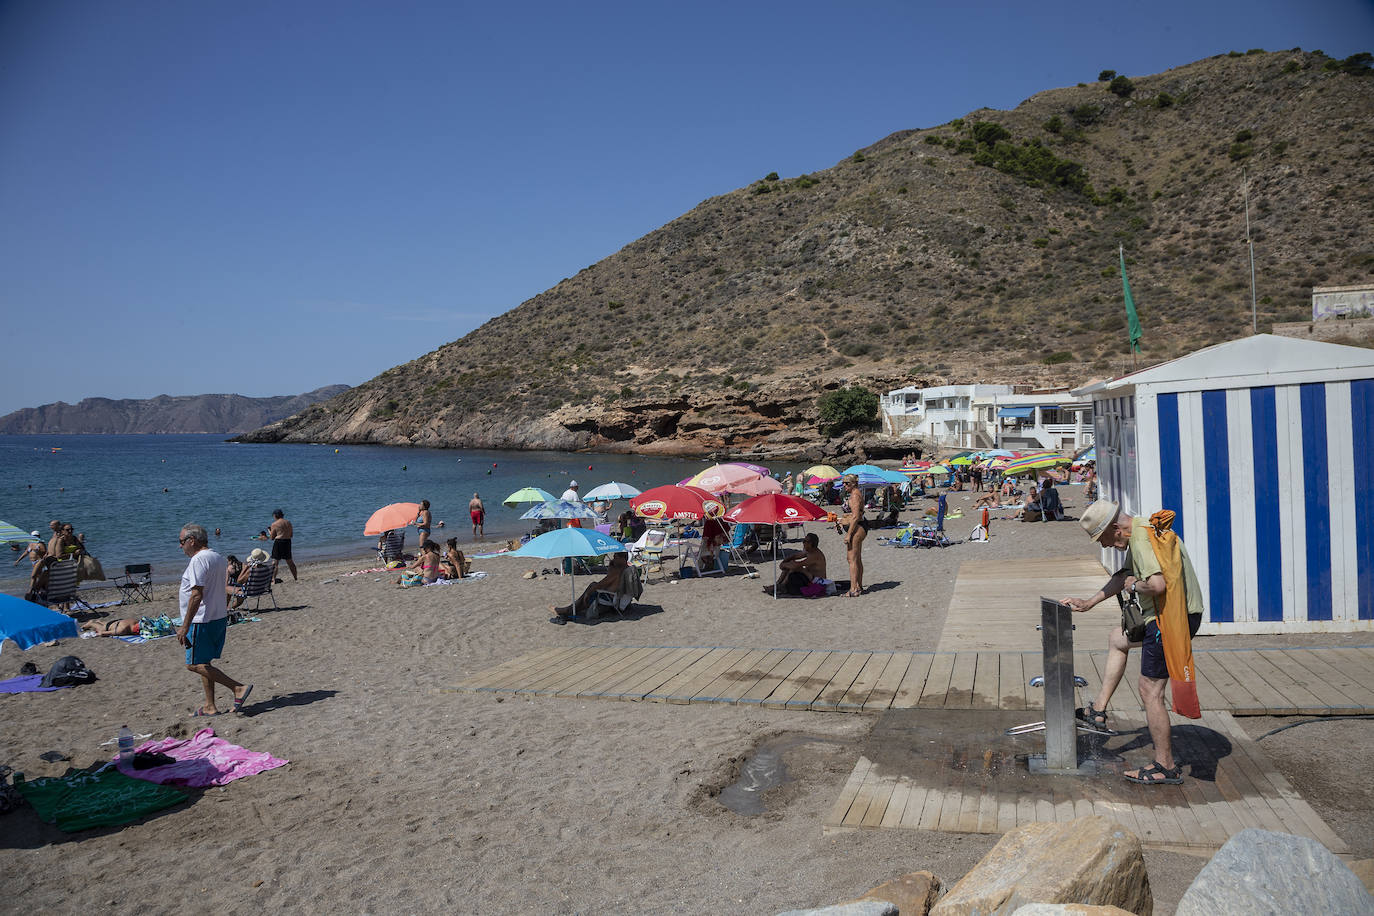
[[2, 0, 1371, 416]]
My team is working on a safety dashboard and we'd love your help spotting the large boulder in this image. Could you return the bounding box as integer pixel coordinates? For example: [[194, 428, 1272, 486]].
[[1174, 828, 1373, 916], [931, 816, 1151, 916], [857, 871, 943, 915]]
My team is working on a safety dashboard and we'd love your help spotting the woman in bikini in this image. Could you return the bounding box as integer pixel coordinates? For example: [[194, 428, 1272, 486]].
[[441, 538, 469, 579], [839, 474, 867, 596], [397, 540, 443, 587]]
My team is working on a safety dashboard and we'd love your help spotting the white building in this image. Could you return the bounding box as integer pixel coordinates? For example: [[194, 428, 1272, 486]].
[[881, 384, 1012, 447], [971, 391, 1094, 452], [1073, 334, 1374, 635]]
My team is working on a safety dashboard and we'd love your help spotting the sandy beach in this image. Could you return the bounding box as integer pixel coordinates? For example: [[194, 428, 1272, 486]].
[[3, 485, 1370, 914]]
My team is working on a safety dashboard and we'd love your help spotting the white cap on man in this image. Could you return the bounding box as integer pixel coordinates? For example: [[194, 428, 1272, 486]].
[[569, 480, 578, 488], [1080, 499, 1120, 540]]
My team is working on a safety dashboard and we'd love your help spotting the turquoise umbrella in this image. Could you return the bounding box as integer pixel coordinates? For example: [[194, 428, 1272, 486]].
[[502, 528, 628, 607]]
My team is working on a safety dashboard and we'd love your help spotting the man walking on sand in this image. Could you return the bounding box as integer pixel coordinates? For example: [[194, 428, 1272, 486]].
[[469, 492, 485, 539], [176, 523, 252, 717], [268, 509, 297, 581], [1062, 500, 1205, 785]]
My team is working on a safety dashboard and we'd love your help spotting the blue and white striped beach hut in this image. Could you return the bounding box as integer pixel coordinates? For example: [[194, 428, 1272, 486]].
[[1074, 334, 1374, 634]]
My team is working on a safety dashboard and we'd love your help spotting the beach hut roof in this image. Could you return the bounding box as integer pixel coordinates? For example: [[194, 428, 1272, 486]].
[[1073, 334, 1374, 397]]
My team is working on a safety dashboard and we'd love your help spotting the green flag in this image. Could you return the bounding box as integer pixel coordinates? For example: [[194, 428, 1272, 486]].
[[1120, 247, 1142, 353]]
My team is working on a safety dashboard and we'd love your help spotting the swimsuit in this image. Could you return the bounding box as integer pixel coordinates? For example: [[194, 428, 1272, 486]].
[[270, 538, 292, 560], [470, 508, 484, 524]]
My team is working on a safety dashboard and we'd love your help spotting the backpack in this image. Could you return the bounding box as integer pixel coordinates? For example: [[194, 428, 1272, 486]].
[[40, 656, 97, 688]]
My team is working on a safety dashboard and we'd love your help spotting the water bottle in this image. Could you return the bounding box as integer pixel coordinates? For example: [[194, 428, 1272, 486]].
[[117, 726, 134, 763]]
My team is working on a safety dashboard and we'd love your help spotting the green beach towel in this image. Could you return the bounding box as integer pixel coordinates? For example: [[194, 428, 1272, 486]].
[[16, 767, 188, 831]]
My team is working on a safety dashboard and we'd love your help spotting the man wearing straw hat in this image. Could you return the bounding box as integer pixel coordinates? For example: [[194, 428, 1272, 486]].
[[1062, 499, 1204, 786]]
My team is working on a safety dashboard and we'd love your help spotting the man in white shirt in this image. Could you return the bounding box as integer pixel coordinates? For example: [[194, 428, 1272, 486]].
[[176, 523, 253, 717], [560, 480, 580, 502]]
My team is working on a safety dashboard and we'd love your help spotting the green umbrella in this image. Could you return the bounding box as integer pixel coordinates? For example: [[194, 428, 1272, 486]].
[[0, 521, 38, 546], [502, 487, 558, 507]]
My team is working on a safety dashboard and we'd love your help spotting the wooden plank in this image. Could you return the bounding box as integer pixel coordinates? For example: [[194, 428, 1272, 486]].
[[737, 649, 812, 706], [955, 782, 982, 833], [788, 652, 858, 709], [477, 646, 585, 691], [860, 771, 900, 828], [575, 646, 671, 698], [1234, 649, 1333, 715], [1200, 651, 1276, 715], [691, 648, 773, 704], [862, 652, 914, 712], [976, 790, 1000, 834], [1190, 659, 1232, 712], [891, 654, 936, 708], [1216, 711, 1350, 853], [1192, 650, 1260, 713], [1169, 719, 1247, 847], [900, 783, 931, 830], [667, 647, 754, 704], [555, 649, 654, 698], [641, 648, 734, 702], [880, 776, 915, 829], [707, 648, 792, 705], [996, 784, 1018, 833], [944, 652, 979, 709], [971, 652, 1000, 711], [580, 646, 676, 697], [610, 647, 712, 700], [1284, 649, 1374, 710], [763, 651, 832, 709], [454, 647, 567, 689], [997, 652, 1026, 711], [825, 756, 873, 830], [520, 646, 622, 695], [916, 654, 956, 708], [917, 785, 945, 831], [1015, 789, 1037, 828], [838, 652, 895, 711], [842, 761, 886, 827], [813, 652, 875, 711]]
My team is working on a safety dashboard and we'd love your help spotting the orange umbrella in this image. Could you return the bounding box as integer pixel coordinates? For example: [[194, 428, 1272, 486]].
[[364, 502, 422, 536]]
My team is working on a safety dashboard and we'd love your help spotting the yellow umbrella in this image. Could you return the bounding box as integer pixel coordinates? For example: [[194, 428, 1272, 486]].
[[802, 465, 841, 481]]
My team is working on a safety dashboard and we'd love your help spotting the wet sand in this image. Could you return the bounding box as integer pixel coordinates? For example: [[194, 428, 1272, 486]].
[[2, 485, 1369, 914]]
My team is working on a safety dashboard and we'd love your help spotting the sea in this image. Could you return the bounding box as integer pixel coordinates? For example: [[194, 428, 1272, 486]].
[[0, 434, 723, 594]]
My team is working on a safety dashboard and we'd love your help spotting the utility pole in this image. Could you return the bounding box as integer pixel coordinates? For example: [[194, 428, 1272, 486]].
[[1243, 170, 1257, 334]]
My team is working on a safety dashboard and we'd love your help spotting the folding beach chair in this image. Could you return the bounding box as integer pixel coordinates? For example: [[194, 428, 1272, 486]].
[[378, 530, 406, 565], [630, 527, 673, 583], [113, 563, 154, 604], [592, 563, 644, 620], [235, 563, 278, 610], [719, 522, 756, 575], [43, 558, 94, 613]]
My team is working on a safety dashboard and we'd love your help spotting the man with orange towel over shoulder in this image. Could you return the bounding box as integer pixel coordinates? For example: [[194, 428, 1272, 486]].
[[1063, 500, 1205, 785]]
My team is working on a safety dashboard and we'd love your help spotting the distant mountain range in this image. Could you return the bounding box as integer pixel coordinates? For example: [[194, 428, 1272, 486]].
[[0, 386, 351, 435]]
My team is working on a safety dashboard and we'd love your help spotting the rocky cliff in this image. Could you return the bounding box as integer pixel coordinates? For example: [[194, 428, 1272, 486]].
[[0, 386, 351, 435], [238, 50, 1374, 458]]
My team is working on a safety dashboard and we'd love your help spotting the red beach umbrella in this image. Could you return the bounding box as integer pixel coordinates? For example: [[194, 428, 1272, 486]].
[[629, 485, 726, 522], [725, 494, 828, 599]]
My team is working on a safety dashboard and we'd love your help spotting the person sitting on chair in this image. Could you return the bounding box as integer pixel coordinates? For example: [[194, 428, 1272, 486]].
[[1039, 477, 1064, 521], [549, 553, 628, 623], [773, 533, 827, 595], [1016, 485, 1042, 522], [229, 549, 268, 608]]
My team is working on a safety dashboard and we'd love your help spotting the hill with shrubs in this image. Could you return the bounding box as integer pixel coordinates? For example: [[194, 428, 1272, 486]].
[[240, 49, 1374, 459]]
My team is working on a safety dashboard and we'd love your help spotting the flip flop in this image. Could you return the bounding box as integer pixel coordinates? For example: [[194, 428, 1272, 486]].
[[192, 707, 225, 717], [234, 684, 254, 711], [549, 614, 569, 625]]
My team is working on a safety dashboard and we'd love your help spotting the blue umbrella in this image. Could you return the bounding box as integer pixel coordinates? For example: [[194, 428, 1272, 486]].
[[519, 499, 601, 521], [582, 481, 642, 501], [0, 593, 80, 651], [841, 464, 909, 487], [502, 528, 629, 607]]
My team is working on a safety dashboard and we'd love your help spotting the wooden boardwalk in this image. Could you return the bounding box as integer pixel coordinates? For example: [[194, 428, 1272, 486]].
[[822, 709, 1350, 854], [938, 555, 1117, 652], [450, 644, 1374, 717]]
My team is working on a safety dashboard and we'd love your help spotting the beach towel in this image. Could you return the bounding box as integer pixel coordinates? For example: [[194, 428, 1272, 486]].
[[115, 727, 287, 787], [0, 674, 66, 693], [1146, 510, 1202, 719], [15, 767, 188, 831]]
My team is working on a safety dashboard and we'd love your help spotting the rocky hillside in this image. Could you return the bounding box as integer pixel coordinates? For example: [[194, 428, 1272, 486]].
[[0, 386, 351, 435], [240, 49, 1374, 459]]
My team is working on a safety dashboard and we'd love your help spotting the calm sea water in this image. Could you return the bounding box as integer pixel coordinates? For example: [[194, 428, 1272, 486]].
[[1, 435, 717, 593]]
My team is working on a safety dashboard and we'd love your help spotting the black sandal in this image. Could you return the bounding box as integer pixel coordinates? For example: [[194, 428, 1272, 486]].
[[1124, 760, 1183, 785], [1076, 701, 1109, 729]]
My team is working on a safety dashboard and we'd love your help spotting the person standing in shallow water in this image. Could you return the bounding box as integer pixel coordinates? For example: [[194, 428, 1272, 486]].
[[838, 474, 867, 597], [468, 493, 485, 539], [268, 509, 297, 581]]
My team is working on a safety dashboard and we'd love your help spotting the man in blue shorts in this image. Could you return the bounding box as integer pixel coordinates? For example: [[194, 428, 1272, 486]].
[[176, 523, 252, 717]]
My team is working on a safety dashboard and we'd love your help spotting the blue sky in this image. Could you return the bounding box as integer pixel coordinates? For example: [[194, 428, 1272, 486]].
[[2, 0, 1370, 416]]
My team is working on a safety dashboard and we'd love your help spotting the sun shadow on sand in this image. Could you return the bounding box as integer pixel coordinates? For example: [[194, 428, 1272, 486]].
[[559, 604, 665, 626], [239, 688, 338, 717], [0, 771, 198, 850]]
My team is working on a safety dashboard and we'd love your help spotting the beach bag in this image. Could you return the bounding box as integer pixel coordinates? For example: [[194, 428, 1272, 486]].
[[1117, 578, 1147, 643], [40, 656, 96, 688], [77, 554, 106, 582], [800, 581, 827, 598]]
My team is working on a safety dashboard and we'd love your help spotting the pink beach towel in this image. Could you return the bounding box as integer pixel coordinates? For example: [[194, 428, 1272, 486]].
[[115, 727, 287, 787]]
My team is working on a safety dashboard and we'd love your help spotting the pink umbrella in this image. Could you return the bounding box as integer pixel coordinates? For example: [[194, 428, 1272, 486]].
[[733, 476, 783, 496], [680, 462, 770, 493]]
